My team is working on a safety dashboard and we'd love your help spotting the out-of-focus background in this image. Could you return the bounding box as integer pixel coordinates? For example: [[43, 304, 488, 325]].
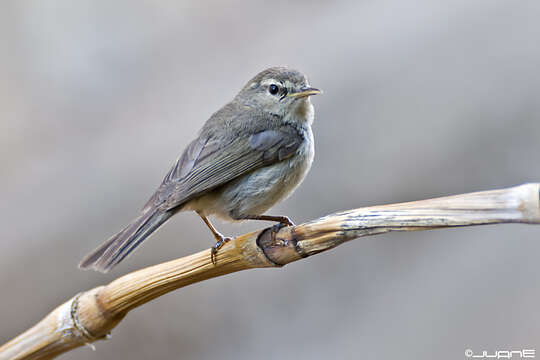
[[1, 1, 540, 359]]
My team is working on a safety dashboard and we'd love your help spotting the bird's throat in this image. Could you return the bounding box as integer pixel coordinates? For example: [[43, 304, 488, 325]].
[[288, 98, 314, 126]]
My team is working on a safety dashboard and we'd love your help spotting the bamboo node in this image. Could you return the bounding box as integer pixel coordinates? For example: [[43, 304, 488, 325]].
[[70, 292, 105, 345]]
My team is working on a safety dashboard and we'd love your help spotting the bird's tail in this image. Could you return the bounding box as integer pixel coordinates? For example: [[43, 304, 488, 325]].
[[79, 207, 173, 273]]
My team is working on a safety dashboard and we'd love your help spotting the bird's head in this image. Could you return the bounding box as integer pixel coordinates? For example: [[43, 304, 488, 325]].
[[236, 67, 321, 123]]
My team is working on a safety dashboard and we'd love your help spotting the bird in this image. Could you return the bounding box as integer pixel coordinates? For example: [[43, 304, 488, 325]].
[[79, 66, 321, 272]]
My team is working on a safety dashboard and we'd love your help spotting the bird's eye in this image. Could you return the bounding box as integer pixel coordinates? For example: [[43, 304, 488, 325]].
[[268, 84, 279, 95]]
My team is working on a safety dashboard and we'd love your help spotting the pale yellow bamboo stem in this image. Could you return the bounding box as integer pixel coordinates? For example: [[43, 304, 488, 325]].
[[1, 183, 539, 360]]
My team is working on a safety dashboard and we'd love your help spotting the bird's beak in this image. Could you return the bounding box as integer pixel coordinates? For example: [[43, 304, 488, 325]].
[[287, 86, 322, 98]]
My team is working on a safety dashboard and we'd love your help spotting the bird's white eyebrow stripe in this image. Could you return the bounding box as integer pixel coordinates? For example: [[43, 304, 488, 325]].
[[260, 79, 293, 91], [260, 78, 280, 86]]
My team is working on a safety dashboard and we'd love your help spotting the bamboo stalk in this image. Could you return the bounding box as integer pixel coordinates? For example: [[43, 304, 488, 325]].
[[1, 183, 539, 360]]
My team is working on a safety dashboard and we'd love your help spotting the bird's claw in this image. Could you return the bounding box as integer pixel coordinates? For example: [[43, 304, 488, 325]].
[[211, 236, 232, 265], [272, 217, 295, 232], [281, 216, 295, 227]]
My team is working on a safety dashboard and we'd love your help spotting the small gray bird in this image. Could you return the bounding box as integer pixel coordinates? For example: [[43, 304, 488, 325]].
[[79, 67, 321, 272]]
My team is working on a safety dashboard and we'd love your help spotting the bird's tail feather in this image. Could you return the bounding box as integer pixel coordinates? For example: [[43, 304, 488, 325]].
[[79, 207, 173, 273]]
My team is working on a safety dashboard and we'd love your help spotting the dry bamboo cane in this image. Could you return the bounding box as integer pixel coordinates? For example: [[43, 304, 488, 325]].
[[1, 183, 540, 360]]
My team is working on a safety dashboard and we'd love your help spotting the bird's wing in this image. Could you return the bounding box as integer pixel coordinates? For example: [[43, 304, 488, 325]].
[[144, 125, 304, 212]]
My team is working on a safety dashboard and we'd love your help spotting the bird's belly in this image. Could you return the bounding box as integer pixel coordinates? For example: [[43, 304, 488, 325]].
[[213, 136, 314, 220]]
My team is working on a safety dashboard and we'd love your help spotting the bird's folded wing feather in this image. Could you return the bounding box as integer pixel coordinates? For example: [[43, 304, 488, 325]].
[[144, 125, 304, 211]]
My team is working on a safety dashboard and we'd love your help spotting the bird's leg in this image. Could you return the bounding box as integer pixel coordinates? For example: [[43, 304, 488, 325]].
[[196, 211, 231, 265], [235, 214, 295, 232]]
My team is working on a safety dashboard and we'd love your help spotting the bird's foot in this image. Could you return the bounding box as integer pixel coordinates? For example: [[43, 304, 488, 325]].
[[211, 236, 232, 265], [271, 216, 295, 232], [279, 216, 295, 227]]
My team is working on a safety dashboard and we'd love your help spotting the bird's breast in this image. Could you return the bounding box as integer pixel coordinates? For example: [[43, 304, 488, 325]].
[[212, 126, 314, 220]]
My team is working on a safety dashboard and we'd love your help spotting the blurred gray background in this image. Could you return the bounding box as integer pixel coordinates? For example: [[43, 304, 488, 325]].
[[1, 1, 540, 359]]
